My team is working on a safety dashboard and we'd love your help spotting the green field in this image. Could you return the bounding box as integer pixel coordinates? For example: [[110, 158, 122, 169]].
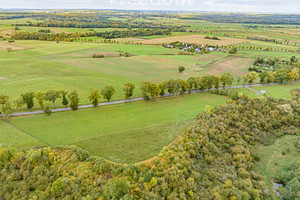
[[5, 92, 227, 163], [235, 83, 300, 99], [255, 135, 300, 199]]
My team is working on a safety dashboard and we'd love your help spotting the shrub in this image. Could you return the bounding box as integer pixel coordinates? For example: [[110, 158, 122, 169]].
[[44, 106, 52, 115], [178, 66, 185, 73]]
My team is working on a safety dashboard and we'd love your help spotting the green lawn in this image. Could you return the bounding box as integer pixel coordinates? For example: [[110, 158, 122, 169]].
[[255, 134, 300, 200], [8, 92, 227, 163], [235, 83, 300, 99]]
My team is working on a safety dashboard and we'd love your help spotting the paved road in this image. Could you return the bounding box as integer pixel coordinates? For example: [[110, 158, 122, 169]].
[[2, 81, 299, 117]]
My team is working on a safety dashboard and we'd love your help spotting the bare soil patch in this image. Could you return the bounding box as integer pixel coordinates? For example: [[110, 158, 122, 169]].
[[206, 56, 253, 75], [0, 42, 29, 51], [140, 35, 247, 46]]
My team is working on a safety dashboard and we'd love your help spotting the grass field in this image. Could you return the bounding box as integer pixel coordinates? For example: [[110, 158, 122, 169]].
[[235, 83, 300, 99], [0, 40, 249, 110], [6, 92, 227, 163], [255, 135, 300, 199]]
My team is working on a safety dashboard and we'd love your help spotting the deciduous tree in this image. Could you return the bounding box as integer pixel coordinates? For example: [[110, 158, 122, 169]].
[[101, 86, 115, 101], [44, 90, 60, 109], [88, 89, 101, 107]]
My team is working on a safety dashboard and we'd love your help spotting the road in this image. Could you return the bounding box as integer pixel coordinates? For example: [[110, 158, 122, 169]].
[[2, 81, 299, 117]]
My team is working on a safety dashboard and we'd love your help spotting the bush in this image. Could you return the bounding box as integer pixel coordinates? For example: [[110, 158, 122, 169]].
[[44, 106, 52, 115], [178, 66, 185, 73]]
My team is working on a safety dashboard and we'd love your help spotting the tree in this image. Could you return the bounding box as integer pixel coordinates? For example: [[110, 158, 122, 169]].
[[0, 94, 9, 109], [148, 83, 159, 100], [35, 91, 45, 110], [101, 86, 115, 101], [274, 69, 290, 83], [213, 76, 221, 89], [44, 90, 60, 109], [123, 82, 135, 101], [267, 72, 275, 83], [68, 90, 79, 111], [242, 75, 248, 86], [187, 77, 196, 92], [60, 90, 69, 108], [178, 66, 185, 73], [289, 68, 299, 82], [21, 92, 35, 111], [159, 81, 166, 96], [259, 72, 268, 83], [221, 73, 234, 88], [14, 96, 25, 112], [247, 71, 258, 85], [1, 101, 12, 119], [140, 81, 151, 100], [88, 89, 101, 107], [164, 79, 176, 94], [176, 79, 189, 95]]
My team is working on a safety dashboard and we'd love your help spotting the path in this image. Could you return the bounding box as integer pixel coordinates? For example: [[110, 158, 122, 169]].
[[1, 81, 299, 117]]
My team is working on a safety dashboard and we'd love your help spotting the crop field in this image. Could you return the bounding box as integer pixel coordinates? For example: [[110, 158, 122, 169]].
[[4, 92, 227, 163], [140, 34, 247, 46]]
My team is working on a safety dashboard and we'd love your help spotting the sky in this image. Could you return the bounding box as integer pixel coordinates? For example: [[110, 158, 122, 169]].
[[0, 0, 299, 13]]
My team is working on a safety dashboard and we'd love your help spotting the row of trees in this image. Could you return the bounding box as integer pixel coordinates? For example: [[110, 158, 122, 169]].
[[1, 70, 299, 117], [11, 28, 174, 41]]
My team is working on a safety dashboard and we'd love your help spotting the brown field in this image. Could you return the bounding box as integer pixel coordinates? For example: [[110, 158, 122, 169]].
[[0, 29, 14, 37], [0, 42, 29, 51], [205, 56, 253, 75], [140, 35, 247, 46]]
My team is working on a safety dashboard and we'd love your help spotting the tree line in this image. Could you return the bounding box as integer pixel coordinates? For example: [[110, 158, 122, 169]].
[[11, 28, 178, 41], [1, 69, 299, 117]]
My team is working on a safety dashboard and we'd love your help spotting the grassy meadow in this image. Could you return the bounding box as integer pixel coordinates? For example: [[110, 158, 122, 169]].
[[5, 92, 227, 163], [255, 134, 300, 199]]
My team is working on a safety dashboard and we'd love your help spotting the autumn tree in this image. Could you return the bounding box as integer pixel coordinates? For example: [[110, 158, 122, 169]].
[[44, 90, 60, 109], [274, 68, 290, 83], [1, 101, 12, 119], [148, 83, 160, 100], [247, 71, 258, 85], [159, 81, 166, 96], [289, 68, 299, 82], [101, 86, 115, 101], [221, 73, 234, 88], [165, 79, 176, 94], [88, 89, 101, 107], [0, 94, 9, 109], [35, 91, 45, 110], [123, 82, 135, 101]]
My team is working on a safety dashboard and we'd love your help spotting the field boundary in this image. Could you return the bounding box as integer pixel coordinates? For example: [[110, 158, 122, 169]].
[[1, 81, 299, 117], [0, 119, 52, 146]]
